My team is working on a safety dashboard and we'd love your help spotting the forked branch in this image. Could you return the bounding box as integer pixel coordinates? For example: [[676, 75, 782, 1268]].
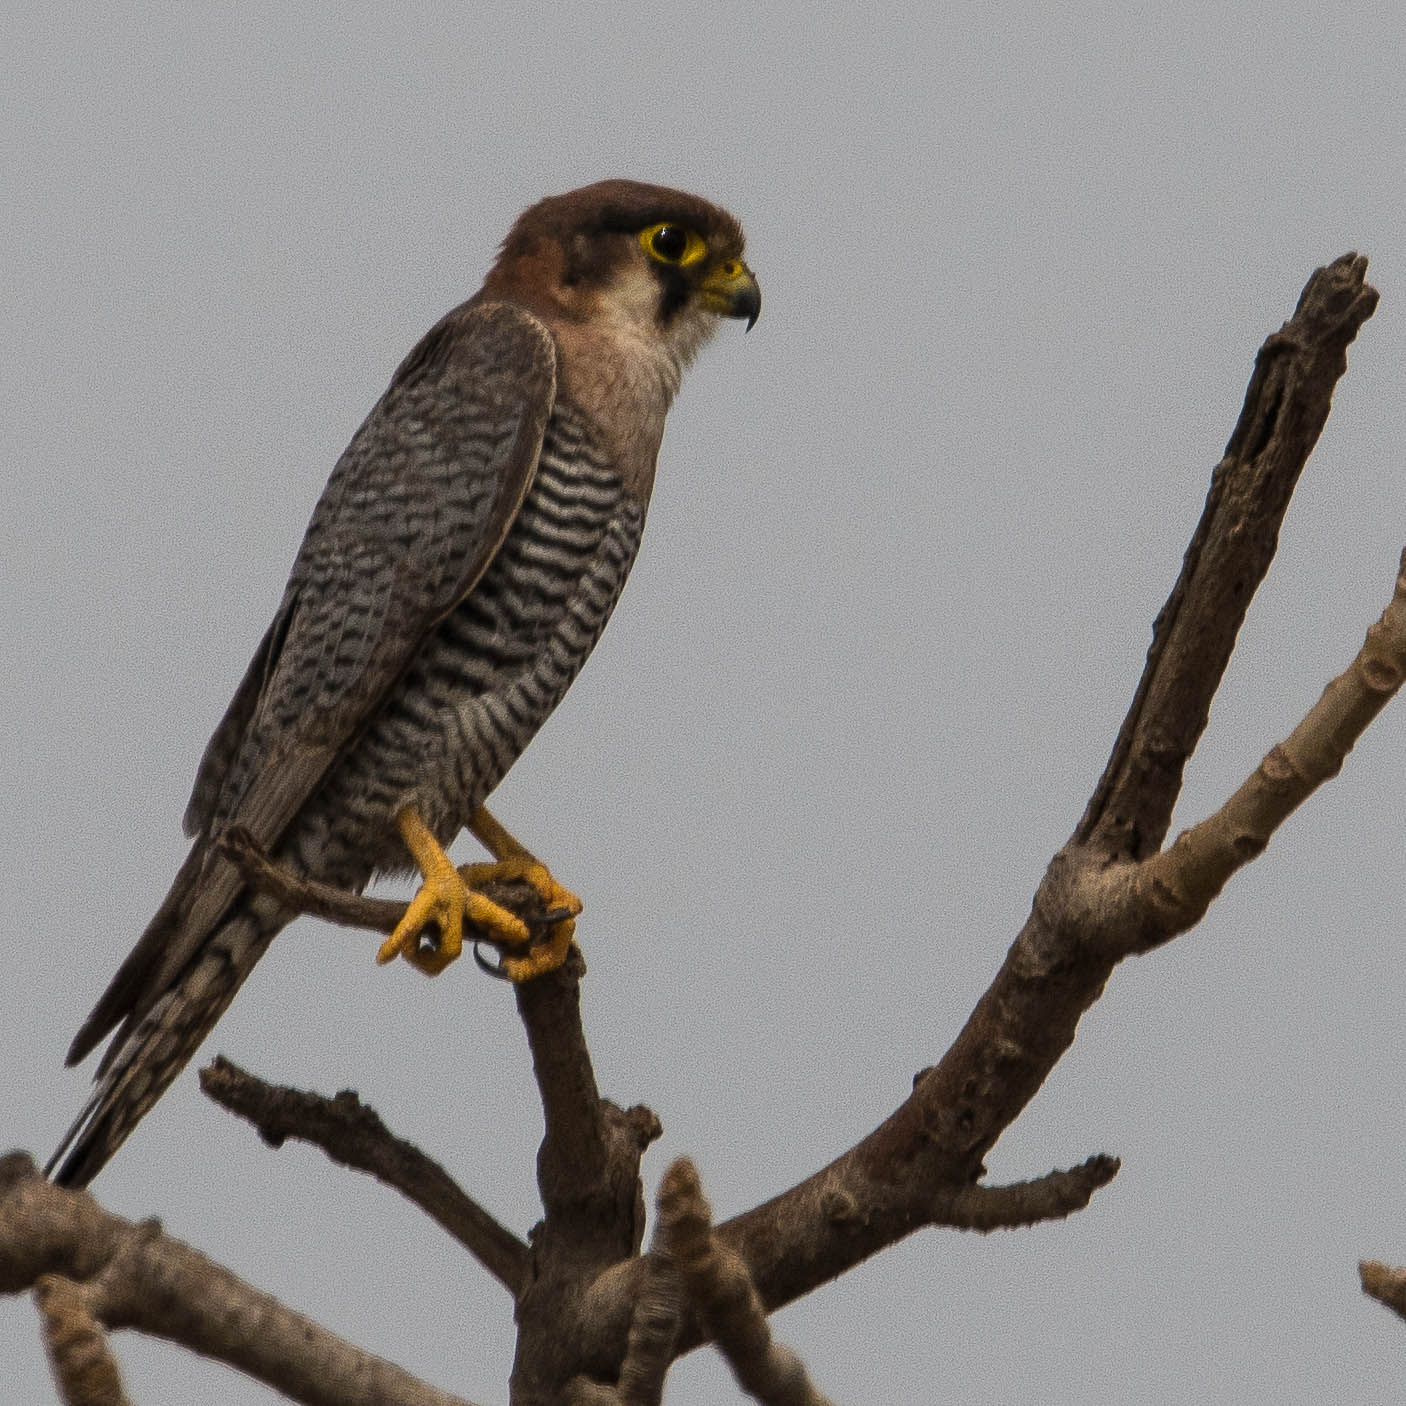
[[659, 253, 1386, 1336], [1078, 253, 1380, 861], [1105, 550, 1406, 956]]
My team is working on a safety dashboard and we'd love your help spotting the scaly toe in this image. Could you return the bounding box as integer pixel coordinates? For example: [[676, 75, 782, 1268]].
[[454, 854, 581, 981], [499, 917, 577, 983], [377, 864, 466, 975], [460, 856, 583, 918], [463, 888, 532, 948]]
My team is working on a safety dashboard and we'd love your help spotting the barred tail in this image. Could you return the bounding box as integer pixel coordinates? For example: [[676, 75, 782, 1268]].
[[48, 899, 284, 1188]]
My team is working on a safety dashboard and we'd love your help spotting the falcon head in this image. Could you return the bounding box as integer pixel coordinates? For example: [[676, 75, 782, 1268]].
[[481, 179, 760, 371]]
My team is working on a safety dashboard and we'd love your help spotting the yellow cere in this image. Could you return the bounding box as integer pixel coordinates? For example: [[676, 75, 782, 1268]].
[[639, 222, 708, 267]]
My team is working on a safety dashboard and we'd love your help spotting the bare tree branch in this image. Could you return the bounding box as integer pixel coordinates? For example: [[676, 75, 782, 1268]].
[[579, 255, 1388, 1364], [1360, 1259, 1406, 1323], [932, 1155, 1121, 1232], [198, 1057, 529, 1295], [221, 831, 671, 1403], [513, 953, 661, 1230], [706, 253, 1383, 1315], [1078, 252, 1380, 862], [1103, 548, 1406, 957], [220, 826, 568, 947], [658, 1159, 835, 1406], [611, 1252, 681, 1406], [35, 1273, 131, 1406], [220, 828, 410, 932], [509, 952, 664, 1406], [0, 1154, 477, 1406]]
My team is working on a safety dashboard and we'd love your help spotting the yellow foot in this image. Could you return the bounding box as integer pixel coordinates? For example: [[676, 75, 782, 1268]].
[[376, 855, 465, 976], [500, 919, 576, 983], [458, 854, 583, 982], [376, 807, 532, 976]]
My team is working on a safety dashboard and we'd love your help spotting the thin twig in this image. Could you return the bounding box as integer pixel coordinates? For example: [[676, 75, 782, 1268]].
[[198, 1058, 529, 1295], [220, 828, 408, 931], [1360, 1259, 1406, 1323], [219, 826, 563, 939], [932, 1155, 1122, 1231]]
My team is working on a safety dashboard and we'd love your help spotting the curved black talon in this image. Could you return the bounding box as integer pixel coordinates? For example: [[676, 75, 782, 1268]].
[[473, 941, 513, 980]]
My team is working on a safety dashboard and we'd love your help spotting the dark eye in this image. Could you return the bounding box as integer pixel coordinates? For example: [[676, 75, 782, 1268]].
[[650, 225, 689, 261], [639, 222, 707, 266]]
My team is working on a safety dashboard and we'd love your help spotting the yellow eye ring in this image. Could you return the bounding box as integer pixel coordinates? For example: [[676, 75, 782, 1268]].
[[640, 222, 707, 267]]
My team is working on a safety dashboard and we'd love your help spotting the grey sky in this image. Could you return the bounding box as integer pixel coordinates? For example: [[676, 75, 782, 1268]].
[[5, 3, 1406, 1401]]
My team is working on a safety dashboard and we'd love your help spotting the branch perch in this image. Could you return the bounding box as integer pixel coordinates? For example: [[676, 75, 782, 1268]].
[[509, 953, 664, 1403], [222, 830, 667, 1404], [219, 826, 565, 946]]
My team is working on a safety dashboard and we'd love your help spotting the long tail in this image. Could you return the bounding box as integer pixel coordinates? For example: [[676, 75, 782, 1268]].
[[48, 891, 286, 1188]]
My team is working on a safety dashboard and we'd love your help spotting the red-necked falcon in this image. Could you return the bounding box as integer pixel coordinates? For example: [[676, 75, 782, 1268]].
[[50, 180, 760, 1187]]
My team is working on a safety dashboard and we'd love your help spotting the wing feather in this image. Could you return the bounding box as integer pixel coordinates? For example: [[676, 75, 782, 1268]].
[[69, 299, 556, 1061], [198, 297, 555, 840]]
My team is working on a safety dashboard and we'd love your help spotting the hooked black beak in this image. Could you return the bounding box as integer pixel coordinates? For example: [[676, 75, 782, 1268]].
[[699, 258, 761, 330]]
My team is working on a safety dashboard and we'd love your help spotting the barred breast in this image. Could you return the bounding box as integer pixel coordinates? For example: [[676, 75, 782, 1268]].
[[286, 401, 646, 886]]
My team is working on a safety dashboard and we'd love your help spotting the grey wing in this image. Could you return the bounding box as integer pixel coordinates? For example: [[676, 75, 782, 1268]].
[[67, 299, 556, 1065], [181, 597, 297, 838], [194, 297, 556, 841]]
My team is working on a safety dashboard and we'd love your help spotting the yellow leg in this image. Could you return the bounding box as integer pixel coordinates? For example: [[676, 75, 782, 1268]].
[[377, 807, 531, 976], [463, 806, 583, 982]]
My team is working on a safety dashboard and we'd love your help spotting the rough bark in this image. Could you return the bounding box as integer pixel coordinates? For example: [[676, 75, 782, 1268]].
[[0, 1154, 477, 1406], [1360, 1259, 1406, 1323]]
